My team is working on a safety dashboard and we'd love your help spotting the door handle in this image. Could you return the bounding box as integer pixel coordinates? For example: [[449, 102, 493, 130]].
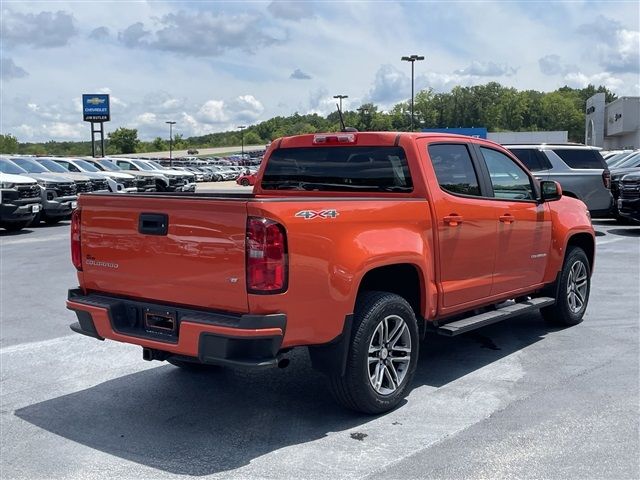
[[499, 214, 515, 224], [444, 214, 464, 226], [139, 213, 168, 235]]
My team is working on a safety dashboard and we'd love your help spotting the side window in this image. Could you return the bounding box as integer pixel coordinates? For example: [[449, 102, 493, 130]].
[[509, 148, 551, 172], [480, 148, 535, 200], [428, 144, 481, 197], [117, 161, 130, 169]]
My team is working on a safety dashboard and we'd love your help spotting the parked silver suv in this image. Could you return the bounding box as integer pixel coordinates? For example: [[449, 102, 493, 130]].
[[505, 144, 612, 217]]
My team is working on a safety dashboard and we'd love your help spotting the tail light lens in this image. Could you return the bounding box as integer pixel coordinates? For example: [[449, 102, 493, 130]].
[[603, 170, 611, 189], [246, 217, 288, 294], [71, 208, 82, 271]]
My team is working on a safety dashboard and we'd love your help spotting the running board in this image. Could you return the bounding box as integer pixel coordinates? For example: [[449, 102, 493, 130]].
[[436, 297, 555, 336]]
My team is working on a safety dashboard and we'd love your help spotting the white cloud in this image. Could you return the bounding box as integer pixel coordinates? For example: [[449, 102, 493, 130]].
[[196, 100, 226, 123], [455, 61, 517, 77], [563, 72, 624, 92], [135, 112, 157, 125], [1, 9, 77, 48], [268, 1, 314, 21], [290, 68, 312, 80]]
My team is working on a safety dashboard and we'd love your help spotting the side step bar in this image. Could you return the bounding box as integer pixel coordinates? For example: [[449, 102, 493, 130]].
[[436, 297, 555, 336]]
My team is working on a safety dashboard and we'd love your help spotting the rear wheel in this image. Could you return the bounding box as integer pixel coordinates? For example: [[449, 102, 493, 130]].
[[240, 178, 250, 186], [328, 291, 419, 414], [542, 246, 590, 326]]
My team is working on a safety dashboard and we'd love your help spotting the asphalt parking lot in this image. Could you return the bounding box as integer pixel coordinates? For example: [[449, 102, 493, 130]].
[[1, 216, 638, 479]]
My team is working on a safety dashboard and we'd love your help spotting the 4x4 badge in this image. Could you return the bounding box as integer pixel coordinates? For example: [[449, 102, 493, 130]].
[[295, 209, 339, 220]]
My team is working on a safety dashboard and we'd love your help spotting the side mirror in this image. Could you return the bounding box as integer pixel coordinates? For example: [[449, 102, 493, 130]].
[[540, 180, 562, 202]]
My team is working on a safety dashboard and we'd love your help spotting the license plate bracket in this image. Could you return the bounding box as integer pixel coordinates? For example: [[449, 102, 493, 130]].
[[144, 308, 177, 334]]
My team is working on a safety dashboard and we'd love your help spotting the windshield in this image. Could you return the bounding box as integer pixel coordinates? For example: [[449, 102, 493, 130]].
[[262, 146, 413, 192], [95, 160, 121, 171], [36, 159, 70, 173], [132, 160, 154, 171], [72, 159, 101, 172], [147, 160, 165, 169], [0, 159, 28, 175], [615, 153, 640, 169], [10, 157, 48, 173]]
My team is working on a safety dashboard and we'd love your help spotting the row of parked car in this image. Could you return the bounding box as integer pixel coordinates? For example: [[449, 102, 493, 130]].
[[0, 155, 200, 231]]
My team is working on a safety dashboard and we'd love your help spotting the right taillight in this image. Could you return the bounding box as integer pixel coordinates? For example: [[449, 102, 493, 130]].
[[246, 216, 288, 294], [603, 169, 611, 189], [71, 208, 82, 271]]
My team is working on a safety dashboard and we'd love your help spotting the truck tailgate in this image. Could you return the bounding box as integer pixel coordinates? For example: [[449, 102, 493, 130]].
[[78, 195, 249, 313]]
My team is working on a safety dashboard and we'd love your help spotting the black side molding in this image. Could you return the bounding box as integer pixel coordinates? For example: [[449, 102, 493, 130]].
[[69, 310, 104, 340]]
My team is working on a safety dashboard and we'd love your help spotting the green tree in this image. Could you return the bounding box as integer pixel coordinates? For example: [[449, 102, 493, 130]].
[[0, 134, 19, 153], [243, 131, 262, 145], [152, 137, 166, 151], [107, 127, 139, 154]]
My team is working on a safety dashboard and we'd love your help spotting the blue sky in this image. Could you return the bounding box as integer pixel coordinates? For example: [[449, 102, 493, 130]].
[[2, 0, 639, 142]]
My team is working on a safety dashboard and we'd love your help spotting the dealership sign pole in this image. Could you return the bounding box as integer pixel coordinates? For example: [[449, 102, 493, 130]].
[[82, 94, 110, 157]]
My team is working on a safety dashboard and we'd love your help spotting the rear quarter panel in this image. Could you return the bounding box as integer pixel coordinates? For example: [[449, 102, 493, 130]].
[[247, 199, 435, 347]]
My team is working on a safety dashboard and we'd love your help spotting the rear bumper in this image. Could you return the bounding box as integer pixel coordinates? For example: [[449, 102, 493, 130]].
[[66, 289, 286, 368], [618, 197, 640, 222]]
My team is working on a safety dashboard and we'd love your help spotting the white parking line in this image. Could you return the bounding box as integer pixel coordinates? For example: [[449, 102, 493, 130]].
[[0, 233, 68, 245], [0, 334, 76, 355], [596, 236, 628, 246]]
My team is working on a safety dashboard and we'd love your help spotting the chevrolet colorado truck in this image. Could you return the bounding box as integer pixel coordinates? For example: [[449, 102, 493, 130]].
[[67, 132, 595, 413]]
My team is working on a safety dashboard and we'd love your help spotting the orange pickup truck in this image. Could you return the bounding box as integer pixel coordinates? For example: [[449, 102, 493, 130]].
[[67, 132, 594, 413]]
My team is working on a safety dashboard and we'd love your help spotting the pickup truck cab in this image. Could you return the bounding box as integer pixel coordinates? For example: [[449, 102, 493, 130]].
[[67, 132, 595, 413]]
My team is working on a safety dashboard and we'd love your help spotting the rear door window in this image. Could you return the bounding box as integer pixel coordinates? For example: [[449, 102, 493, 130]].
[[428, 144, 481, 197], [262, 146, 412, 192], [552, 149, 607, 169]]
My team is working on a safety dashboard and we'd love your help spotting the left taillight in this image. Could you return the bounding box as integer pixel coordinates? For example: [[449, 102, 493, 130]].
[[602, 169, 611, 189], [246, 216, 288, 294], [71, 208, 82, 271]]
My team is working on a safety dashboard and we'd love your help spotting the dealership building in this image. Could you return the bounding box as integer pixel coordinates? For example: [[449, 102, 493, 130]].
[[585, 93, 640, 149]]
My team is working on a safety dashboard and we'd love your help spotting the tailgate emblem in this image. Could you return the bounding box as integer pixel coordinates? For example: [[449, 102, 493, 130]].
[[295, 209, 339, 220]]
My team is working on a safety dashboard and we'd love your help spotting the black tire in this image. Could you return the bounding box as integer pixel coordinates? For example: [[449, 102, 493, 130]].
[[328, 291, 419, 414], [166, 357, 223, 372], [44, 216, 62, 225], [541, 246, 591, 326], [29, 212, 42, 226], [2, 221, 31, 232], [240, 179, 250, 186], [155, 180, 168, 192]]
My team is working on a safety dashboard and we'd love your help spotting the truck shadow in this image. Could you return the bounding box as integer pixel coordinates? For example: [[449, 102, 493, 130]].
[[15, 312, 556, 476]]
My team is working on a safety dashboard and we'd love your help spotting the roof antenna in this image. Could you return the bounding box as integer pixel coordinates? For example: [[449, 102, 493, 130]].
[[336, 103, 358, 133]]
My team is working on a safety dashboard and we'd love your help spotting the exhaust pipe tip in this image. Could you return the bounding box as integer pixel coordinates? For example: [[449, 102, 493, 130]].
[[277, 358, 290, 369]]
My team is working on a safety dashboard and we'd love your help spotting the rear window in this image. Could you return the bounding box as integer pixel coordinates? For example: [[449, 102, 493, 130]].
[[552, 149, 607, 169], [508, 148, 552, 172], [262, 147, 412, 192]]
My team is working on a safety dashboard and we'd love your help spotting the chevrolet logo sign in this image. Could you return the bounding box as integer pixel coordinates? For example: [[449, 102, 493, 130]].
[[86, 97, 105, 105]]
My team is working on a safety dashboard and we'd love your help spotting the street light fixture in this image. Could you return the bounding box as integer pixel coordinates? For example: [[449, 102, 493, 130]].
[[333, 94, 348, 112], [237, 125, 246, 158], [165, 121, 176, 167], [401, 54, 425, 132]]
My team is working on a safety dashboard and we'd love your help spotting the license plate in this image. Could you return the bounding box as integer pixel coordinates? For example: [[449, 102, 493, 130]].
[[31, 204, 41, 213], [71, 201, 78, 209]]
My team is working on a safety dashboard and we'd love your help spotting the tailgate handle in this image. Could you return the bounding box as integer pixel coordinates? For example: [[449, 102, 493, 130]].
[[139, 213, 168, 235]]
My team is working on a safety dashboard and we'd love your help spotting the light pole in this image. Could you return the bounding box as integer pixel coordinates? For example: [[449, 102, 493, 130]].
[[401, 54, 425, 131], [237, 125, 246, 159], [333, 94, 348, 112], [165, 121, 176, 167]]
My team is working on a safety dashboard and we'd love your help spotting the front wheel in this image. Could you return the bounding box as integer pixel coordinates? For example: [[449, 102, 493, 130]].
[[542, 246, 591, 326], [328, 291, 419, 414], [240, 179, 250, 186]]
